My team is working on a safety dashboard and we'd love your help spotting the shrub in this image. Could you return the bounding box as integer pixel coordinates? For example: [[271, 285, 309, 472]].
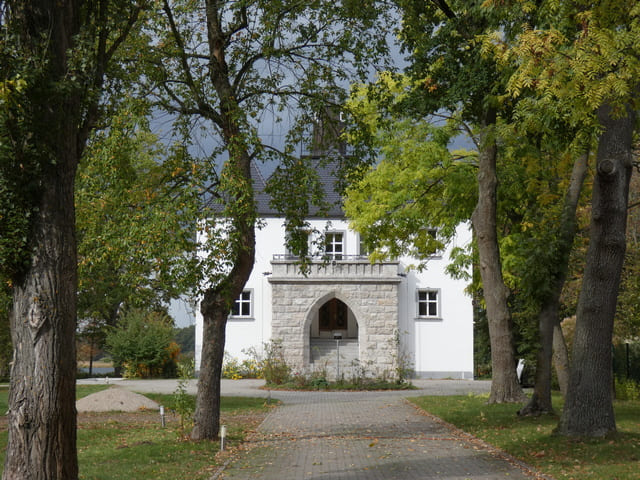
[[105, 309, 177, 378], [261, 339, 291, 385], [615, 377, 640, 401], [241, 340, 291, 385], [222, 353, 262, 379]]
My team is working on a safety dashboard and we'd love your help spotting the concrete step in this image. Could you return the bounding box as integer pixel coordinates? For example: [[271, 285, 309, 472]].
[[310, 339, 359, 367]]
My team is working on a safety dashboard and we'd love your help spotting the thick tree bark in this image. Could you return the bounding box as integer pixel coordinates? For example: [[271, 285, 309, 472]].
[[471, 112, 525, 404], [557, 102, 636, 437], [3, 1, 142, 474], [519, 152, 588, 416], [5, 171, 79, 480], [3, 2, 81, 478], [192, 294, 227, 440], [553, 322, 570, 397]]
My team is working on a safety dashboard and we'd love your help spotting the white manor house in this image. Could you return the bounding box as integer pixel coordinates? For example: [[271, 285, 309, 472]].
[[194, 162, 474, 380]]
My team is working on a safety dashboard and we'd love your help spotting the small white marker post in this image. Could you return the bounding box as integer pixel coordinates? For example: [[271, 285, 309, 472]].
[[220, 424, 227, 451], [159, 405, 166, 428]]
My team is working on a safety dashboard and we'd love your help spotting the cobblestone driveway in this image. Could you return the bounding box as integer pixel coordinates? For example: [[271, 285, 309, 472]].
[[219, 389, 549, 480]]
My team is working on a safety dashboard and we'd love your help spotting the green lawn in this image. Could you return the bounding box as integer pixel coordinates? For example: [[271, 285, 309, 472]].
[[0, 386, 271, 480], [410, 394, 640, 480]]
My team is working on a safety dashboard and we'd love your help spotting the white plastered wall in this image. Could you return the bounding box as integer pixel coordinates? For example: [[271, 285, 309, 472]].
[[195, 218, 473, 378]]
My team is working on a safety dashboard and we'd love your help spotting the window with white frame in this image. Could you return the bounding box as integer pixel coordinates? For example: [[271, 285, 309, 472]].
[[324, 232, 344, 260], [417, 289, 439, 318], [230, 290, 252, 317]]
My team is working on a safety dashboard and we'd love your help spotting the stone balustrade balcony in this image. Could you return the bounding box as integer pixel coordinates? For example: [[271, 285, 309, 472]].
[[269, 254, 401, 284]]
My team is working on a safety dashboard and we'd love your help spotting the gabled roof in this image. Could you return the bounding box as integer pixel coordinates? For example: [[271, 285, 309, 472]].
[[254, 159, 344, 219], [211, 159, 345, 219]]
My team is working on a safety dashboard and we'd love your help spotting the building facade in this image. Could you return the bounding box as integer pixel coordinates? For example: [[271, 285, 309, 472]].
[[194, 164, 474, 379]]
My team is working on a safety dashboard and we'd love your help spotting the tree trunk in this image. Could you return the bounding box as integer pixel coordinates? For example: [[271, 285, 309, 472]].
[[519, 301, 556, 415], [4, 176, 79, 480], [557, 102, 636, 437], [519, 152, 588, 416], [3, 2, 80, 478], [471, 112, 525, 404], [191, 293, 227, 440], [189, 0, 259, 441], [553, 322, 570, 397], [191, 221, 255, 441]]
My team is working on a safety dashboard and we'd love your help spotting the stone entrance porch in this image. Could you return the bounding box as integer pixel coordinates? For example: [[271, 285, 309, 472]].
[[269, 257, 402, 379]]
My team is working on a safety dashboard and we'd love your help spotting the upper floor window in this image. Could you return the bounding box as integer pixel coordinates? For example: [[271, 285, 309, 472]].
[[231, 290, 252, 317], [417, 289, 439, 318], [325, 232, 344, 260]]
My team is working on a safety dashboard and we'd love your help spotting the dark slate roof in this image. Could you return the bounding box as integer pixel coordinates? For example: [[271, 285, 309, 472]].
[[211, 159, 344, 219], [251, 161, 274, 215], [253, 159, 344, 219]]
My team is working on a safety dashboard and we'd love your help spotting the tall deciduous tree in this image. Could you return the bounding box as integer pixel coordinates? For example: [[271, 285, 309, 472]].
[[560, 103, 636, 436], [142, 0, 390, 440], [504, 0, 640, 436], [347, 0, 595, 408], [366, 0, 527, 403], [344, 68, 585, 411], [0, 2, 146, 477], [344, 74, 477, 265]]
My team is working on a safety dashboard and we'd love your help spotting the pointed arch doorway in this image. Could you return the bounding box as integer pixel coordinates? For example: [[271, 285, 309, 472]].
[[309, 297, 359, 378], [319, 298, 348, 334]]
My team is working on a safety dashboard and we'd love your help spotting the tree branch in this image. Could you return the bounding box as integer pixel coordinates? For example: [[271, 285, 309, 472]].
[[163, 0, 222, 127], [429, 0, 456, 19]]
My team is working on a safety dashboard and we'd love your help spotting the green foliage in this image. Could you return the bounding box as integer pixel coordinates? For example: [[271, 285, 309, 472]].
[[0, 58, 50, 279], [269, 371, 416, 391], [0, 2, 151, 282], [173, 325, 196, 355], [615, 378, 640, 402], [77, 104, 199, 324], [222, 353, 262, 380], [136, 0, 393, 283], [0, 279, 12, 381], [258, 340, 291, 386], [105, 309, 177, 378], [497, 1, 640, 137], [173, 358, 195, 435], [344, 73, 477, 267], [242, 337, 416, 390]]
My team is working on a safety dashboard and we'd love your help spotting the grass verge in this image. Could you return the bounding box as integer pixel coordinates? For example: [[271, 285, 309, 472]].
[[0, 387, 272, 480], [409, 394, 640, 480]]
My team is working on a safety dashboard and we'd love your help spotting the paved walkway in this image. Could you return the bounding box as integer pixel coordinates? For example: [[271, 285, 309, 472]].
[[79, 379, 549, 479]]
